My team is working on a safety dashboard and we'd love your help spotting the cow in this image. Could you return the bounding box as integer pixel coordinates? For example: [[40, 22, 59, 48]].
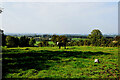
[[57, 42, 66, 49], [94, 59, 100, 63]]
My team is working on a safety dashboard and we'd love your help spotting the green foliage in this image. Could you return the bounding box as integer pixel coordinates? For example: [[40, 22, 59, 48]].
[[38, 42, 42, 47], [2, 33, 6, 46], [114, 36, 120, 47], [88, 29, 103, 46], [38, 41, 49, 47], [29, 38, 36, 47], [51, 35, 68, 44], [65, 29, 117, 47], [67, 40, 85, 46], [59, 35, 68, 43], [89, 29, 103, 38], [84, 40, 91, 46], [48, 41, 55, 47], [42, 41, 49, 47], [78, 40, 84, 46], [19, 36, 30, 47], [5, 36, 12, 47], [6, 36, 19, 47], [51, 35, 59, 43], [1, 29, 119, 47], [4, 35, 37, 47]]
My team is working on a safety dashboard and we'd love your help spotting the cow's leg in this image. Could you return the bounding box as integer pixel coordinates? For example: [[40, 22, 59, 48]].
[[63, 44, 66, 49], [64, 45, 66, 49], [59, 45, 61, 49], [65, 46, 66, 49]]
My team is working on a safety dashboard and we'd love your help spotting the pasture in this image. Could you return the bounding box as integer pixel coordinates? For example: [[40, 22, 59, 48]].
[[2, 46, 119, 78], [35, 41, 55, 46], [72, 38, 89, 41]]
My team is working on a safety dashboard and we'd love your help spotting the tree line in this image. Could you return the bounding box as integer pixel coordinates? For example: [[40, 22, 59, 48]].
[[1, 29, 120, 47], [50, 29, 120, 47], [67, 29, 119, 47], [2, 35, 36, 47]]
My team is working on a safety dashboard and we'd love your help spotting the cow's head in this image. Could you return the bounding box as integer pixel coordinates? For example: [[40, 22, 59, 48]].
[[56, 42, 59, 45]]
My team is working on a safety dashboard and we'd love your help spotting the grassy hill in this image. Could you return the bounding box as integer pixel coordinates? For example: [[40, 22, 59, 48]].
[[2, 46, 119, 78]]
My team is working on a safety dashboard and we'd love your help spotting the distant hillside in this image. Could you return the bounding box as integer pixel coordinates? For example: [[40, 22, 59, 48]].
[[5, 33, 117, 39]]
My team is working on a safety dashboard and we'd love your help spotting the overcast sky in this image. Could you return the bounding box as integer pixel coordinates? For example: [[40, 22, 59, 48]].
[[1, 2, 118, 34]]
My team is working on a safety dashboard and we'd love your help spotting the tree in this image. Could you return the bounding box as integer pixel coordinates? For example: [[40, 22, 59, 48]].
[[14, 37, 19, 47], [78, 40, 84, 46], [59, 35, 68, 43], [84, 40, 91, 46], [42, 41, 49, 46], [51, 35, 68, 49], [38, 41, 49, 47], [29, 37, 36, 47], [114, 36, 120, 47], [0, 29, 6, 46], [6, 36, 13, 47], [38, 42, 42, 47], [19, 36, 30, 47], [88, 29, 103, 46], [51, 35, 68, 45], [6, 36, 19, 47], [100, 37, 105, 46], [51, 35, 59, 44]]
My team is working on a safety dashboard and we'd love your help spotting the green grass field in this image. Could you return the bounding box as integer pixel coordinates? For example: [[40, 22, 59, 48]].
[[34, 41, 40, 46], [35, 41, 55, 46], [72, 38, 89, 41], [2, 46, 119, 78]]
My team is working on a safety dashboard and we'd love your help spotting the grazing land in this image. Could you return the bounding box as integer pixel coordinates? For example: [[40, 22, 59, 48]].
[[2, 46, 119, 78], [35, 41, 55, 46], [72, 38, 89, 41]]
